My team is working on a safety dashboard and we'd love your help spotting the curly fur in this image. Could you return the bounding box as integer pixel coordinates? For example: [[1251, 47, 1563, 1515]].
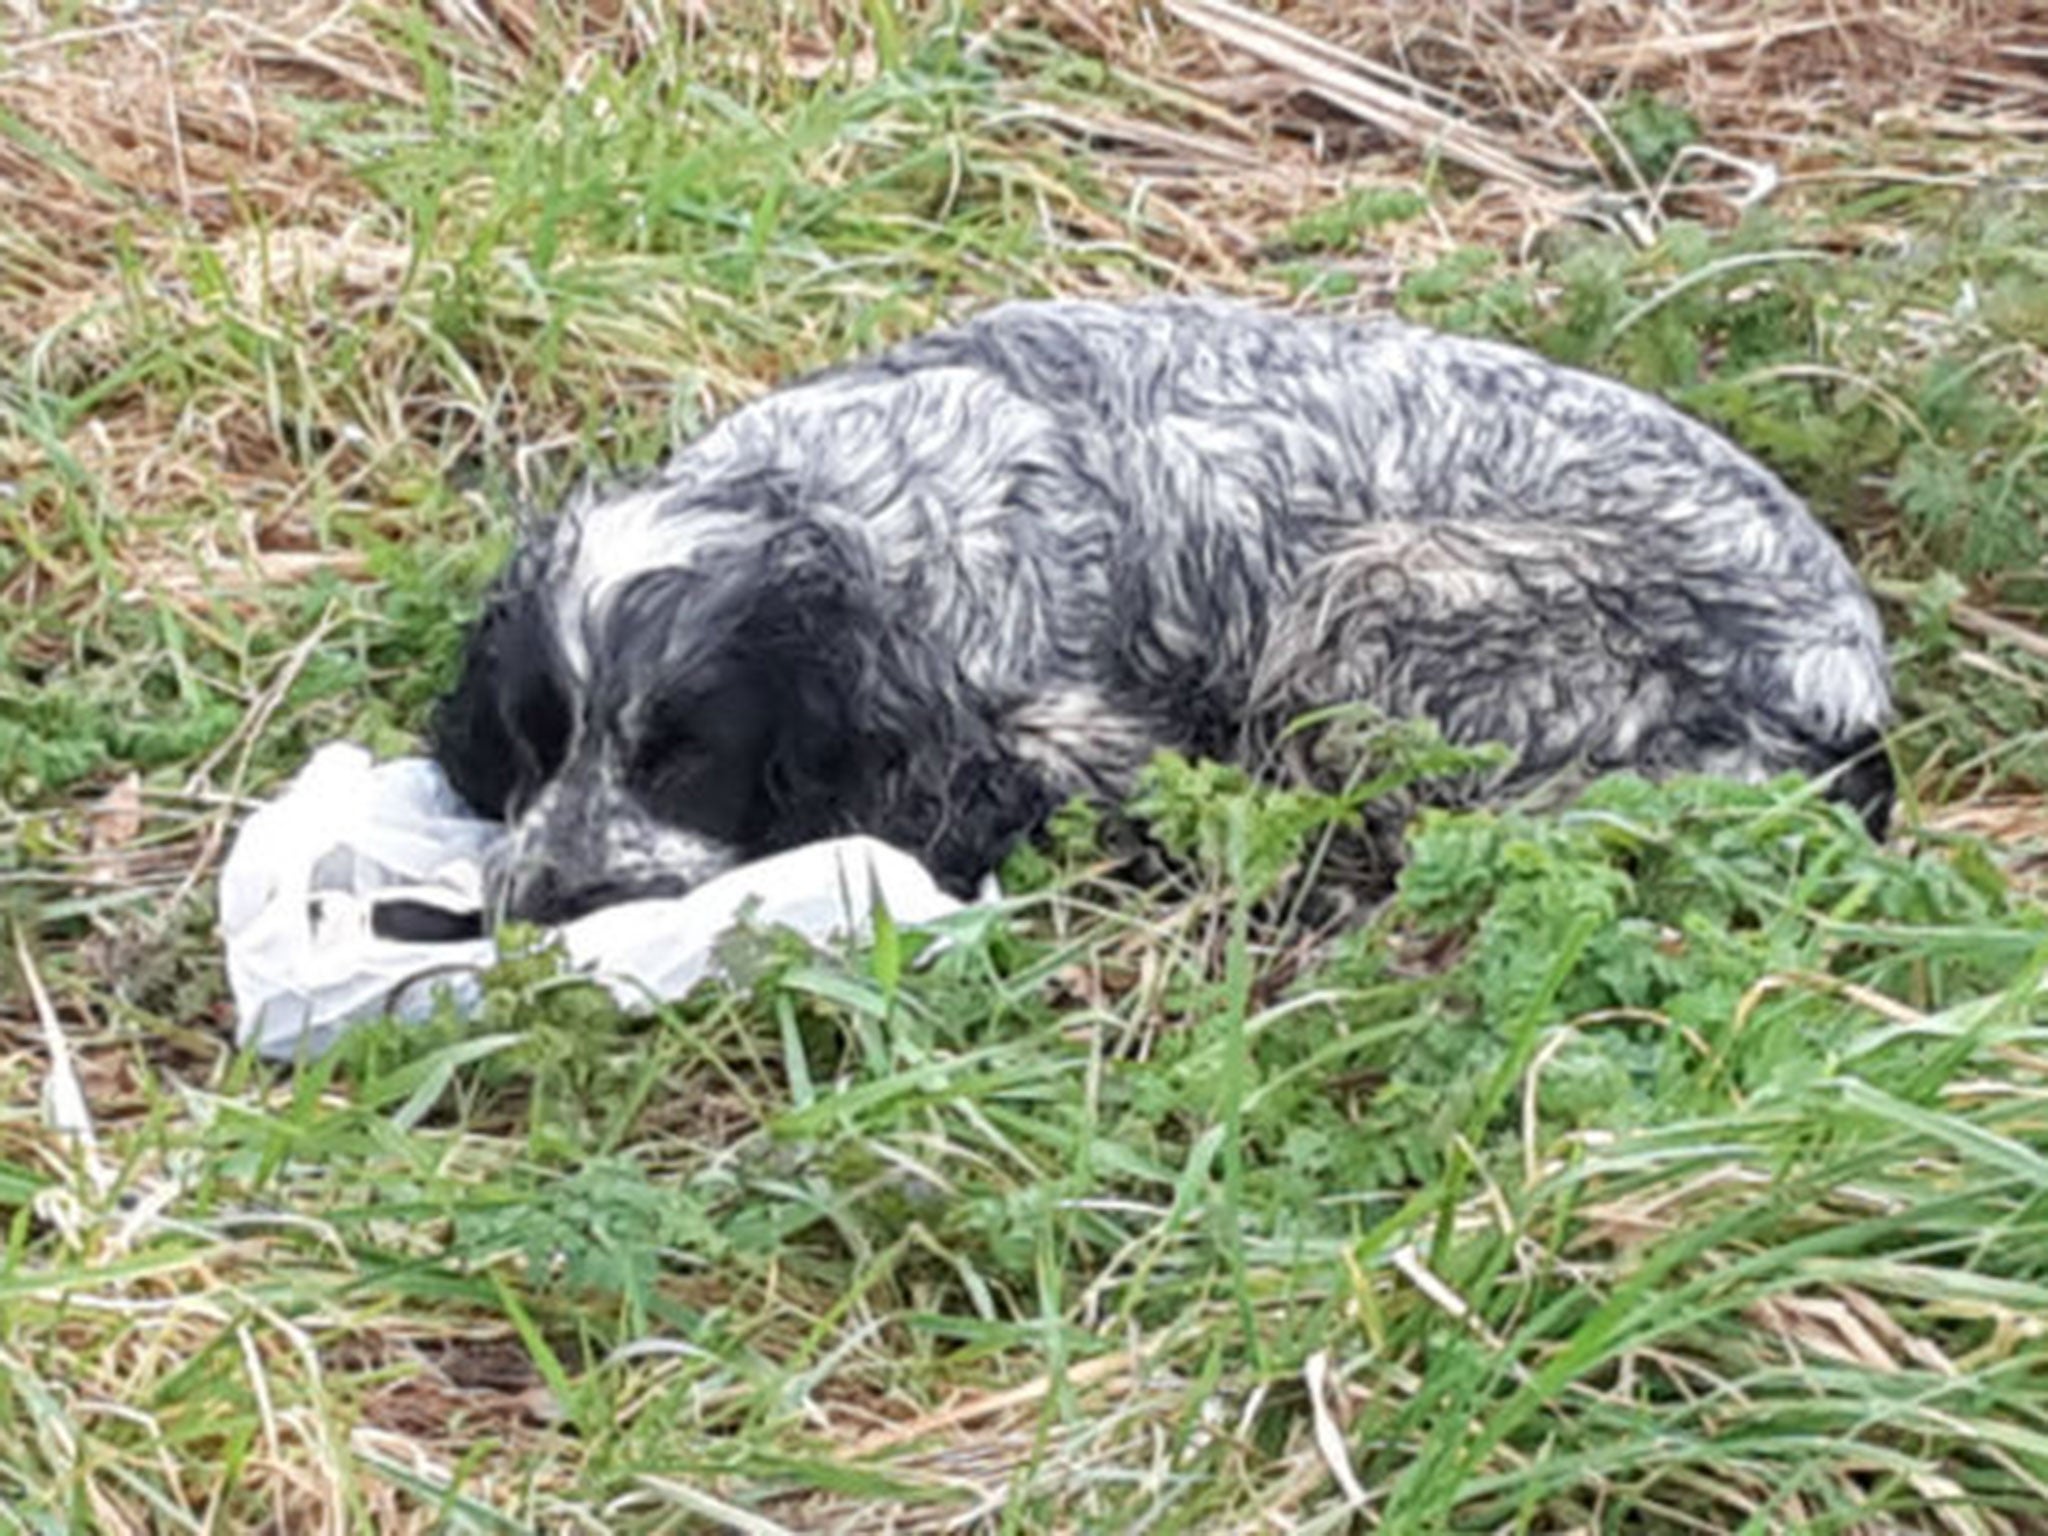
[[432, 299, 1894, 923]]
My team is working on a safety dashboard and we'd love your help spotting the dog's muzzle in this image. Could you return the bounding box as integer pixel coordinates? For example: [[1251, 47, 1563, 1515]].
[[484, 777, 738, 926]]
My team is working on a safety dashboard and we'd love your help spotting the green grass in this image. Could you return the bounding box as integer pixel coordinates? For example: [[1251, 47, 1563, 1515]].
[[6, 3, 2048, 1530]]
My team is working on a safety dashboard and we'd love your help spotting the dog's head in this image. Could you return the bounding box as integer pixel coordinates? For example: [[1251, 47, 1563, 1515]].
[[433, 480, 866, 924]]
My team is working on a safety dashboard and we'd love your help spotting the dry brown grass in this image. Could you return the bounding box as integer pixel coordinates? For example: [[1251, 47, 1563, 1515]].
[[9, 0, 2039, 337], [996, 0, 2048, 318]]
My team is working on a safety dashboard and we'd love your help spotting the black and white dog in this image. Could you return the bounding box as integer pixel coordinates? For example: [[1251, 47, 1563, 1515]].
[[433, 299, 1893, 923]]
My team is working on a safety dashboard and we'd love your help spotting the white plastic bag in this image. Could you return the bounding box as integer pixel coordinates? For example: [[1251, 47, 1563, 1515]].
[[219, 744, 964, 1062]]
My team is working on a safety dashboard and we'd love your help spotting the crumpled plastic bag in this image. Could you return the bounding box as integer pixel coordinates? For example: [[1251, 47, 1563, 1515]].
[[220, 743, 966, 1062]]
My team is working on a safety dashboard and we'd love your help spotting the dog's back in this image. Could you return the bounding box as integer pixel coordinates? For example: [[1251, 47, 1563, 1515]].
[[866, 300, 1891, 816]]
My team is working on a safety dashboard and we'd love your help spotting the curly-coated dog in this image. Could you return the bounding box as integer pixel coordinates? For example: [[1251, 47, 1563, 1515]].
[[433, 299, 1893, 923]]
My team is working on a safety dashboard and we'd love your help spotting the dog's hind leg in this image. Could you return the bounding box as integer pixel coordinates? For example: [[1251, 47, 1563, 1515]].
[[1246, 520, 1892, 832]]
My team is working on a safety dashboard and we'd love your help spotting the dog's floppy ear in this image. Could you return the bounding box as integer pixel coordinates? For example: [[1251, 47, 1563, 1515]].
[[732, 519, 1064, 889], [724, 522, 875, 826], [432, 565, 573, 819]]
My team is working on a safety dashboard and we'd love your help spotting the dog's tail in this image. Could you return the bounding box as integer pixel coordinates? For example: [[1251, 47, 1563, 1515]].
[[1811, 725, 1896, 840]]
